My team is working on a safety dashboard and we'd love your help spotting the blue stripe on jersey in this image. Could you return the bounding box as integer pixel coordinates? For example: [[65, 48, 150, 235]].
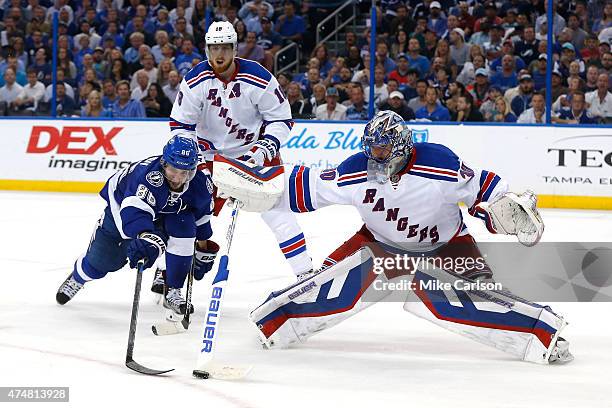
[[337, 177, 368, 187], [279, 232, 305, 249], [263, 119, 294, 131], [337, 153, 368, 178], [284, 246, 307, 258], [236, 58, 273, 82], [169, 117, 196, 131], [237, 77, 267, 90], [288, 166, 299, 212], [188, 75, 214, 89], [408, 170, 458, 182], [184, 60, 212, 82], [482, 174, 501, 202], [302, 167, 315, 212], [413, 143, 460, 172]]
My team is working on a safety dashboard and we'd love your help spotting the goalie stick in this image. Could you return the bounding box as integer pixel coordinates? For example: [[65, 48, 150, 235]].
[[126, 260, 174, 375], [151, 249, 195, 336], [193, 200, 253, 380]]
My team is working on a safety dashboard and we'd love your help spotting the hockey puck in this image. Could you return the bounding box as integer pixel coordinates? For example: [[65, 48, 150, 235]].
[[192, 370, 210, 379]]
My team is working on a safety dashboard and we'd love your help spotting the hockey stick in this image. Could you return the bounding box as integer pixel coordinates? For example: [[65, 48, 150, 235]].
[[151, 249, 195, 336], [126, 260, 174, 375], [193, 200, 253, 380]]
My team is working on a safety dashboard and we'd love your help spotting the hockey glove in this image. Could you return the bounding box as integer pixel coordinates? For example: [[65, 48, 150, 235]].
[[127, 232, 166, 269], [245, 138, 278, 166], [194, 240, 220, 280]]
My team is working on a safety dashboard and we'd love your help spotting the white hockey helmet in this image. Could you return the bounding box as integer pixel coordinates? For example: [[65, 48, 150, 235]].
[[205, 21, 238, 54]]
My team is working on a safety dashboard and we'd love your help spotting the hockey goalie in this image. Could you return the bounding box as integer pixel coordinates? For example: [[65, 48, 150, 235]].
[[212, 110, 573, 365]]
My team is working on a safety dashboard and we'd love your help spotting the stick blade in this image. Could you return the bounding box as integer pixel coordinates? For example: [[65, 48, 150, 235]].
[[192, 363, 252, 380], [126, 359, 174, 375], [151, 321, 187, 336]]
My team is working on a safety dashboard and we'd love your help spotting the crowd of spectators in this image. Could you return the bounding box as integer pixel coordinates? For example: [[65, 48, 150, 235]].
[[0, 0, 611, 124], [285, 0, 612, 123]]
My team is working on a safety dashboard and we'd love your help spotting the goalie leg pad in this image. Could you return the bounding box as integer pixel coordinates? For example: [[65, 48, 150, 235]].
[[404, 267, 567, 364], [250, 247, 393, 348]]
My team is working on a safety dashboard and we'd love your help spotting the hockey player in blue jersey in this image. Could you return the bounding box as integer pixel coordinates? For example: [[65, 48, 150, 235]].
[[213, 111, 573, 365], [56, 136, 219, 315]]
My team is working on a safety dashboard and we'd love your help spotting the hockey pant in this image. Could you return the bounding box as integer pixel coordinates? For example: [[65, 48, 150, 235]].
[[204, 155, 313, 275], [71, 207, 197, 289], [250, 225, 567, 364]]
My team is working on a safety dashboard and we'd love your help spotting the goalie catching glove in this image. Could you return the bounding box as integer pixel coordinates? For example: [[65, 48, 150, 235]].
[[477, 190, 544, 246], [212, 155, 284, 212]]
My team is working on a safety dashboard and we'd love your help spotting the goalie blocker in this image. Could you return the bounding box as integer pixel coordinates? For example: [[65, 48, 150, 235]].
[[249, 246, 571, 364]]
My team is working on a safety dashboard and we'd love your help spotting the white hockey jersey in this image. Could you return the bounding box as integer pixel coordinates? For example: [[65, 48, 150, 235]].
[[169, 57, 293, 161], [278, 143, 509, 251]]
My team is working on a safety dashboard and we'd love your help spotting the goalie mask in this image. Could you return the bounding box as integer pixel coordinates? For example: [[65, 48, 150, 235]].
[[362, 110, 413, 181]]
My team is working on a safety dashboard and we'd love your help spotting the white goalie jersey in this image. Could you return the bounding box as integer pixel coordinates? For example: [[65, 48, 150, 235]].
[[169, 58, 293, 161], [278, 143, 509, 251]]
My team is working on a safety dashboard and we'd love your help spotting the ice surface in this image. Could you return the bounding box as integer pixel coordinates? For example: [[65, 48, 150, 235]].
[[1, 191, 611, 408]]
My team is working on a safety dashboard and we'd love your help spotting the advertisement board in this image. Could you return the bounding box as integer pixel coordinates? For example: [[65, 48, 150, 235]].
[[0, 119, 610, 209]]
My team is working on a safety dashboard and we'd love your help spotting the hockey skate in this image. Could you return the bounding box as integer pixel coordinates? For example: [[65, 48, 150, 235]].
[[163, 287, 194, 316], [548, 337, 574, 364], [56, 273, 84, 305]]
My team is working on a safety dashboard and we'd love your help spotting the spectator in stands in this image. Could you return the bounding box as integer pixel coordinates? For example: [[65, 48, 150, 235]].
[[240, 0, 274, 21], [277, 72, 291, 95], [238, 31, 266, 67], [310, 83, 326, 111], [581, 34, 600, 63], [379, 90, 416, 121], [245, 2, 269, 35], [517, 92, 546, 123], [556, 91, 598, 124], [152, 31, 170, 64], [49, 82, 77, 117], [422, 27, 439, 60], [101, 79, 117, 108], [469, 22, 491, 47], [427, 2, 447, 37], [0, 56, 26, 87], [586, 73, 612, 122], [131, 70, 150, 101], [514, 26, 540, 66], [406, 38, 430, 78], [592, 2, 612, 33], [584, 65, 601, 92], [0, 68, 23, 111], [157, 59, 176, 87], [536, 1, 566, 37], [287, 81, 312, 119], [345, 85, 369, 121], [449, 28, 470, 67], [483, 24, 505, 61], [162, 70, 181, 103], [553, 76, 582, 113], [457, 52, 486, 86], [490, 55, 518, 92], [311, 44, 334, 79], [468, 68, 490, 108], [257, 17, 282, 56], [550, 70, 567, 102], [141, 83, 172, 118], [174, 17, 195, 43], [330, 67, 353, 100], [389, 54, 412, 87], [456, 1, 476, 36], [130, 54, 158, 89], [510, 74, 534, 116], [452, 93, 484, 122], [365, 65, 389, 108], [81, 90, 111, 117], [475, 2, 502, 33], [125, 32, 146, 64], [315, 87, 347, 120], [112, 80, 145, 118], [434, 39, 457, 78], [15, 70, 44, 115], [30, 48, 52, 85], [441, 14, 460, 42], [107, 58, 129, 83], [300, 67, 322, 99], [415, 86, 451, 121], [490, 96, 517, 123], [276, 1, 305, 44], [567, 13, 589, 51], [175, 38, 202, 77], [390, 5, 415, 38], [408, 79, 428, 112], [390, 29, 409, 59], [480, 86, 503, 120]]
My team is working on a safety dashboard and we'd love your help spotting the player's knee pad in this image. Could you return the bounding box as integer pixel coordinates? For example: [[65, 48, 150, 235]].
[[403, 267, 567, 364], [250, 246, 395, 348]]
